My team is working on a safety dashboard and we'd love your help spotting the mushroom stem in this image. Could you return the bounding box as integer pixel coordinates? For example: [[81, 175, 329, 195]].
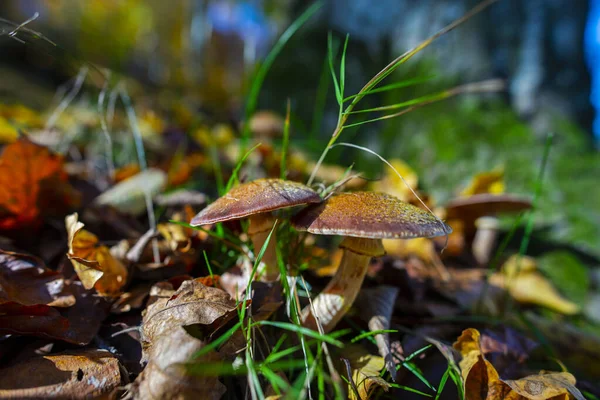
[[248, 214, 279, 281], [302, 237, 384, 333]]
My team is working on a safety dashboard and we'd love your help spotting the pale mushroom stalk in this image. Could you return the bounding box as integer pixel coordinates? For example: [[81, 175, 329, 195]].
[[247, 213, 279, 281], [472, 216, 500, 265], [302, 237, 384, 332]]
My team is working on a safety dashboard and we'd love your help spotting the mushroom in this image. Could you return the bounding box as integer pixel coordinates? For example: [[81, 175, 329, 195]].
[[292, 192, 451, 332], [190, 178, 321, 281], [444, 193, 532, 262]]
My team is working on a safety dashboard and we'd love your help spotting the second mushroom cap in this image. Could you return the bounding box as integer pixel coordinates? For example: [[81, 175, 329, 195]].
[[292, 191, 451, 239]]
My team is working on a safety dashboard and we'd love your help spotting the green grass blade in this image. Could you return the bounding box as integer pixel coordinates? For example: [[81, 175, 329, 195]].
[[339, 34, 350, 101], [342, 76, 435, 101], [202, 250, 214, 279], [225, 142, 262, 193], [192, 320, 243, 359], [280, 100, 291, 180], [404, 361, 436, 392], [389, 383, 434, 397], [252, 321, 344, 347], [241, 0, 323, 149], [328, 31, 342, 106], [435, 367, 451, 400], [350, 329, 398, 343]]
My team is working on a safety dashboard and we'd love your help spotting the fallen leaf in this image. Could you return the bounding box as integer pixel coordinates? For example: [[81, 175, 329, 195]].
[[0, 281, 110, 345], [66, 213, 128, 296], [0, 349, 122, 398], [0, 250, 75, 307], [460, 167, 505, 197], [132, 279, 235, 399], [453, 328, 584, 400], [341, 344, 390, 400], [93, 168, 167, 215], [503, 372, 583, 400], [489, 255, 580, 315], [0, 137, 80, 231]]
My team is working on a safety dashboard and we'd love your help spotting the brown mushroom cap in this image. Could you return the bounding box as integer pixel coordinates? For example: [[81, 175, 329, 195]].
[[445, 193, 532, 221], [191, 178, 321, 226], [292, 192, 451, 239]]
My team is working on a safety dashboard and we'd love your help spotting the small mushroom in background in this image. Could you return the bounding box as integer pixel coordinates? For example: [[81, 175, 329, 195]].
[[247, 110, 285, 139], [442, 193, 532, 260], [292, 192, 451, 333], [191, 178, 321, 281]]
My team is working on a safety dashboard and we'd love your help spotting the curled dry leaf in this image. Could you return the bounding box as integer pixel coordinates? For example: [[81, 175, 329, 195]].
[[0, 250, 75, 307], [0, 349, 122, 398], [341, 344, 390, 400], [489, 255, 580, 315], [132, 279, 238, 399], [453, 328, 584, 400], [357, 285, 399, 381], [66, 213, 128, 296], [0, 137, 80, 231]]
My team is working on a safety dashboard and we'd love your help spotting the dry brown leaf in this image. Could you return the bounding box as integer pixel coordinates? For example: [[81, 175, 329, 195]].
[[489, 255, 580, 315], [342, 345, 390, 400], [66, 212, 128, 296], [0, 349, 122, 398], [0, 250, 74, 307], [132, 279, 238, 399], [453, 328, 584, 400], [0, 137, 80, 231], [0, 281, 110, 345]]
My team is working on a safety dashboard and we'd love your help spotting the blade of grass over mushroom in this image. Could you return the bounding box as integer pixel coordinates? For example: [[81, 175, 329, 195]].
[[280, 100, 291, 180], [329, 142, 449, 237], [241, 0, 324, 150], [225, 142, 262, 193], [342, 75, 435, 101], [342, 80, 504, 128], [307, 0, 500, 185]]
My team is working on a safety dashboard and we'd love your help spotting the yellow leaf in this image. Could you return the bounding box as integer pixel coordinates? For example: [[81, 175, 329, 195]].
[[65, 213, 127, 296], [342, 344, 390, 400], [503, 372, 582, 400], [0, 117, 19, 144], [460, 167, 505, 197], [453, 329, 584, 400], [489, 256, 580, 315], [372, 158, 418, 202]]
